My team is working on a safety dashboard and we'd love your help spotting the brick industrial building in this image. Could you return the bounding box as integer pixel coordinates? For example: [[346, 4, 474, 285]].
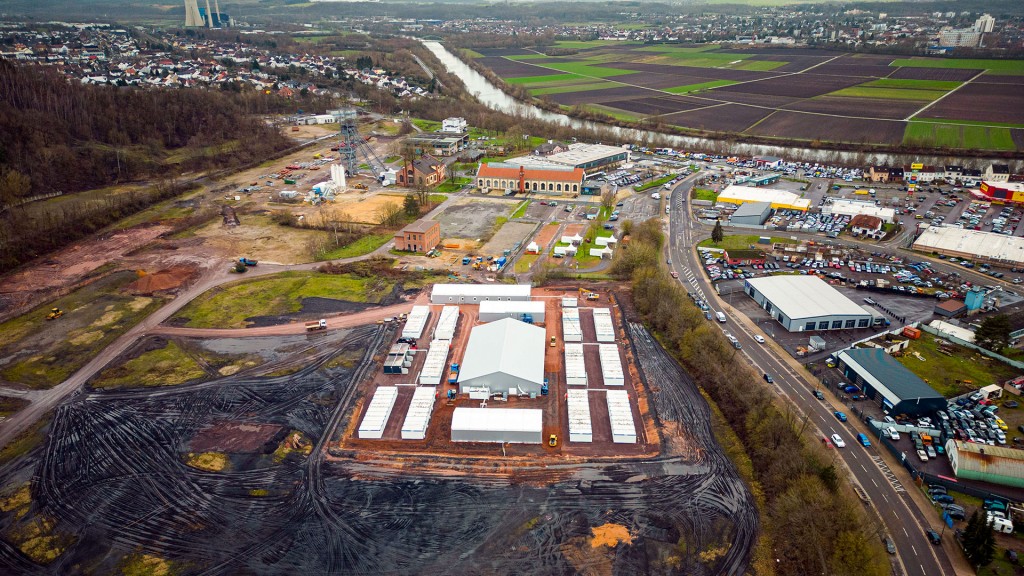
[[393, 219, 440, 253]]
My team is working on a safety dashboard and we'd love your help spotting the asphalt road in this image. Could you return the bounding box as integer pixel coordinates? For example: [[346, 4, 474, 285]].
[[666, 173, 957, 576]]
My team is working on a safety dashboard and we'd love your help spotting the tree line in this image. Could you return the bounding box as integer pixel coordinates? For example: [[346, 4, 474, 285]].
[[611, 218, 890, 576]]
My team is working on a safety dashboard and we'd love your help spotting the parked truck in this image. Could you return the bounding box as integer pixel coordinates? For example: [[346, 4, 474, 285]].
[[239, 257, 258, 266], [448, 363, 460, 385], [305, 319, 327, 331]]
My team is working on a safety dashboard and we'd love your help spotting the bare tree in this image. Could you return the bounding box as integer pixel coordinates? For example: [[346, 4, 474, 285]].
[[376, 200, 403, 227], [600, 188, 616, 210]]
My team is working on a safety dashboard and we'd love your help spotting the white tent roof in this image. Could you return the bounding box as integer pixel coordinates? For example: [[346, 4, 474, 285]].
[[451, 407, 542, 433], [458, 317, 545, 386]]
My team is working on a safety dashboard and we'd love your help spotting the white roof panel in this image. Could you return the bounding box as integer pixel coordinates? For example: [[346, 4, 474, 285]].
[[451, 407, 543, 433], [478, 301, 545, 314], [913, 225, 1024, 265], [458, 318, 545, 385], [745, 275, 868, 320], [431, 284, 531, 299], [718, 185, 811, 211]]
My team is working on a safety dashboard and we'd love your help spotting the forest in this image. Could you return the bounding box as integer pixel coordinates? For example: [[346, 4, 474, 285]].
[[0, 60, 294, 203]]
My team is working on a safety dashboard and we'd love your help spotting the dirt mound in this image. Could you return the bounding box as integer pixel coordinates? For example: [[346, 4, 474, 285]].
[[125, 265, 198, 294]]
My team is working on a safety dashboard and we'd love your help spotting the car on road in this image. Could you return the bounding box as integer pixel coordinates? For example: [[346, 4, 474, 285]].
[[754, 335, 765, 343], [856, 433, 871, 447], [926, 529, 942, 545], [670, 271, 679, 279], [813, 390, 825, 400], [763, 373, 773, 383], [834, 411, 848, 422], [831, 434, 846, 448]]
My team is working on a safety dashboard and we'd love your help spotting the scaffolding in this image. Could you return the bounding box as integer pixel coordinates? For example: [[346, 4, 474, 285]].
[[330, 108, 386, 176]]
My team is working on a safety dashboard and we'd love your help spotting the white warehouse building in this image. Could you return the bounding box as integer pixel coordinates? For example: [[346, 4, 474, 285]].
[[430, 284, 532, 304], [744, 275, 873, 332], [458, 318, 545, 396], [478, 300, 545, 324], [451, 407, 543, 444]]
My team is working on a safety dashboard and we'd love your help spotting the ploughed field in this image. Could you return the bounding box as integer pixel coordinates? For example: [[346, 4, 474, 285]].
[[472, 43, 1024, 150]]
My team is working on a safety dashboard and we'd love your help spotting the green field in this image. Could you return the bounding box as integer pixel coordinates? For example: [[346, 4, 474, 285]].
[[553, 40, 641, 49], [503, 54, 550, 61], [92, 340, 207, 389], [635, 47, 786, 71], [829, 86, 945, 101], [172, 270, 400, 328], [435, 177, 471, 193], [511, 200, 530, 219], [895, 333, 1020, 397], [411, 118, 441, 131], [903, 122, 1016, 150], [665, 80, 738, 94], [636, 174, 676, 191], [692, 188, 719, 202], [318, 233, 392, 260], [862, 79, 962, 91], [538, 62, 636, 78], [531, 82, 617, 96], [698, 234, 790, 250], [506, 73, 582, 85], [891, 58, 1024, 74]]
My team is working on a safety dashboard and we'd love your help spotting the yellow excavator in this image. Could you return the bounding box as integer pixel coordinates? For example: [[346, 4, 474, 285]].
[[46, 307, 64, 320], [578, 288, 599, 301]]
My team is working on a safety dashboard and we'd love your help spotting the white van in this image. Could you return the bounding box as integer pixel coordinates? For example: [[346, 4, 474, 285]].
[[716, 312, 727, 323], [988, 516, 1014, 534]]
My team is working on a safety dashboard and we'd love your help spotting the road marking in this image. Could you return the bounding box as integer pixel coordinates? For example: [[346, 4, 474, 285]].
[[871, 478, 878, 488], [912, 545, 918, 557], [870, 455, 907, 493], [903, 527, 909, 537]]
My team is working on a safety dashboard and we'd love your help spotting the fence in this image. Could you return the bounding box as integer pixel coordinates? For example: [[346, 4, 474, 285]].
[[919, 323, 1024, 371]]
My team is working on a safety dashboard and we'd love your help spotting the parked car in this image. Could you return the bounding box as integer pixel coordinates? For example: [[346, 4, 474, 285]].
[[927, 485, 947, 496], [933, 494, 955, 504], [835, 411, 848, 422], [944, 504, 966, 521], [917, 449, 929, 461]]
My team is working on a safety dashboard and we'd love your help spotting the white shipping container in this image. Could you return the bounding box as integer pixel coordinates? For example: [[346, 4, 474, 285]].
[[401, 386, 436, 440], [402, 305, 432, 340], [358, 386, 399, 439], [450, 407, 543, 444], [433, 306, 460, 340], [598, 344, 624, 386], [606, 389, 637, 444], [562, 307, 582, 342], [564, 343, 588, 386], [561, 297, 578, 308], [593, 308, 615, 343], [566, 389, 593, 443], [418, 342, 450, 385]]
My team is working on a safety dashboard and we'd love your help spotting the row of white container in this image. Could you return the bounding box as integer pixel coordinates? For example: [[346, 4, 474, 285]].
[[562, 307, 582, 342], [565, 343, 587, 386], [357, 386, 399, 439], [593, 308, 615, 343], [402, 305, 431, 340], [566, 389, 593, 443], [433, 306, 459, 341], [561, 297, 578, 308], [607, 389, 637, 444], [418, 340, 451, 385], [598, 344, 624, 386], [401, 386, 436, 440]]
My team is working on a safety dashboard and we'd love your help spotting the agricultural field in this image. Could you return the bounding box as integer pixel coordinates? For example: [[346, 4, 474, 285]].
[[474, 44, 1024, 150]]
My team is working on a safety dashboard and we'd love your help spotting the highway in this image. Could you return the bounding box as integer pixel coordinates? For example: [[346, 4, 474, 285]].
[[665, 173, 958, 576]]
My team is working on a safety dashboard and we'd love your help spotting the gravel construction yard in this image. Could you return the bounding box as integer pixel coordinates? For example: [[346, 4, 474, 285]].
[[436, 199, 513, 240], [478, 221, 536, 256]]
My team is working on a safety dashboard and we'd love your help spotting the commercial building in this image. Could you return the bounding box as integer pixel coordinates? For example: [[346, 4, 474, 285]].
[[913, 225, 1024, 266], [593, 308, 615, 342], [977, 181, 1024, 205], [938, 29, 983, 48], [606, 390, 637, 444], [405, 132, 469, 156], [729, 201, 772, 225], [836, 348, 945, 417], [975, 14, 996, 33], [538, 142, 629, 171], [393, 219, 440, 253], [475, 163, 584, 196], [934, 299, 967, 318], [398, 154, 446, 188], [723, 249, 766, 266], [947, 440, 1024, 489], [823, 199, 896, 223], [598, 344, 624, 386], [433, 306, 460, 340], [717, 185, 811, 211], [451, 407, 542, 444], [458, 318, 545, 396], [430, 284, 531, 304], [566, 389, 593, 443], [850, 214, 884, 239], [441, 117, 467, 133], [745, 276, 873, 332], [478, 300, 545, 324], [983, 164, 1010, 183]]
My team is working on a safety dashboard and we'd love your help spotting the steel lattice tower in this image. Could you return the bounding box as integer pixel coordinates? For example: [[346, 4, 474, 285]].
[[330, 108, 385, 177]]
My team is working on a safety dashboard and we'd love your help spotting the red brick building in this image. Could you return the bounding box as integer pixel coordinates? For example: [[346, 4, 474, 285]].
[[394, 219, 440, 253], [398, 154, 446, 188], [723, 248, 766, 266]]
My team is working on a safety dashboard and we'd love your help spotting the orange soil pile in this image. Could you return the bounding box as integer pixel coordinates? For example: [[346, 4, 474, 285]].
[[125, 265, 197, 294], [590, 523, 633, 549]]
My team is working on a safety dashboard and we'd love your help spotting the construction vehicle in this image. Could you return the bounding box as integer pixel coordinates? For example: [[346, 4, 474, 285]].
[[462, 256, 471, 265], [447, 389, 456, 401], [305, 319, 327, 331], [548, 434, 558, 447], [46, 307, 64, 320], [448, 363, 460, 385], [550, 335, 557, 347], [541, 379, 549, 396], [579, 288, 599, 301], [354, 183, 368, 190], [239, 257, 258, 267]]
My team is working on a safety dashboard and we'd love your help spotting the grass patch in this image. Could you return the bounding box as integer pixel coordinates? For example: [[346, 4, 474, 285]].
[[0, 412, 52, 466], [436, 177, 471, 193], [692, 188, 719, 202], [461, 48, 484, 58], [828, 86, 945, 101], [118, 553, 181, 576], [862, 78, 962, 91], [428, 193, 448, 204], [698, 234, 790, 250], [515, 254, 538, 273], [530, 81, 618, 96], [553, 40, 641, 49], [636, 174, 676, 192], [172, 271, 393, 329], [5, 514, 74, 564], [890, 58, 1024, 74], [0, 396, 29, 418], [411, 118, 441, 131], [91, 340, 207, 389], [506, 73, 583, 85], [272, 430, 313, 463], [903, 122, 1016, 150], [318, 233, 391, 260], [511, 200, 531, 219], [504, 54, 553, 61], [664, 80, 737, 94], [582, 104, 641, 122], [894, 333, 1020, 397], [540, 62, 636, 78], [184, 452, 229, 472], [0, 271, 167, 389]]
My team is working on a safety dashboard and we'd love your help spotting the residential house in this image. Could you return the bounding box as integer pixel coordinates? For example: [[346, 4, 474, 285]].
[[850, 214, 884, 239]]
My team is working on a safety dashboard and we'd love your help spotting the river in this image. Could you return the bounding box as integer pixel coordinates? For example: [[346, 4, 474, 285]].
[[422, 41, 1020, 170]]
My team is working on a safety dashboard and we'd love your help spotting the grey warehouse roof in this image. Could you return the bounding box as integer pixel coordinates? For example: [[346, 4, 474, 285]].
[[745, 275, 868, 320], [732, 201, 772, 218], [458, 317, 545, 386], [839, 348, 942, 402]]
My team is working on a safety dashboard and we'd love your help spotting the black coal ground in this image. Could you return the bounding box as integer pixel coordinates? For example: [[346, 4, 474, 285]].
[[0, 323, 757, 575]]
